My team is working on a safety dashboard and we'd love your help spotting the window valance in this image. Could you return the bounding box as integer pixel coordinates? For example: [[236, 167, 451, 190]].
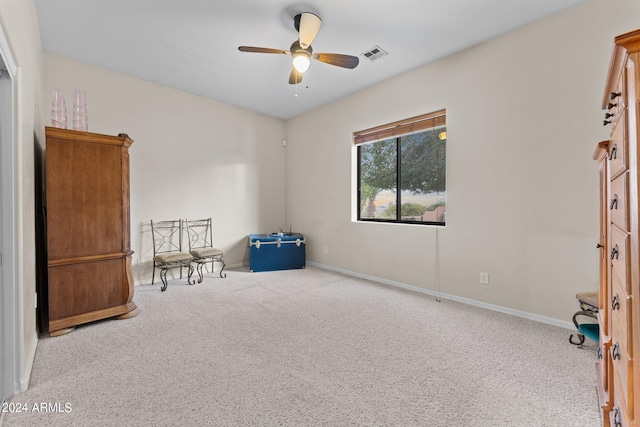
[[353, 109, 446, 145]]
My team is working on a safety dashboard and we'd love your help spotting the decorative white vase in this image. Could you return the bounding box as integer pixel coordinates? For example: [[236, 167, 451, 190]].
[[72, 89, 88, 131], [51, 88, 67, 129]]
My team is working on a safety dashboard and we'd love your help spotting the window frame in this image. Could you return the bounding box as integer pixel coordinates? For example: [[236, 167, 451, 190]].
[[354, 110, 446, 226]]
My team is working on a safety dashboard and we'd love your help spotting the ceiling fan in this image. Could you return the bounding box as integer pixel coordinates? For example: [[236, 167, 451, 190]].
[[238, 12, 359, 84]]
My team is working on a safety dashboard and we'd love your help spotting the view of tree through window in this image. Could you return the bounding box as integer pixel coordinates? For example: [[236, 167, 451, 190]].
[[356, 114, 446, 225]]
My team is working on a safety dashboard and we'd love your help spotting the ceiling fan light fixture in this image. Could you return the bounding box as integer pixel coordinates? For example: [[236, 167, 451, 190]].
[[238, 12, 358, 85], [292, 51, 311, 73]]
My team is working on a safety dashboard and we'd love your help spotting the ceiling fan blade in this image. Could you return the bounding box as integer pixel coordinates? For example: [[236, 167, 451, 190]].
[[289, 67, 303, 85], [312, 53, 359, 69], [298, 13, 322, 49], [238, 46, 289, 54]]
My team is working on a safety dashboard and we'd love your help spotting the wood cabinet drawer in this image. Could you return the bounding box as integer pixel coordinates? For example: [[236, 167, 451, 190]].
[[611, 358, 634, 423], [610, 284, 633, 355], [610, 226, 630, 295], [610, 172, 629, 231], [48, 258, 125, 320], [609, 111, 627, 179]]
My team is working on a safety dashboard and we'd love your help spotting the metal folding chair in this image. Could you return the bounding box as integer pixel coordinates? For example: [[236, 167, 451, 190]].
[[185, 218, 226, 283], [151, 219, 193, 291]]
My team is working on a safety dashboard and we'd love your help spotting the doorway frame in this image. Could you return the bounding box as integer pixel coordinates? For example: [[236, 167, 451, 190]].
[[0, 21, 19, 402]]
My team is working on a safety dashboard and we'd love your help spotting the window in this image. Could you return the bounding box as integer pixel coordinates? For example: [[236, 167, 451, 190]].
[[355, 110, 446, 225]]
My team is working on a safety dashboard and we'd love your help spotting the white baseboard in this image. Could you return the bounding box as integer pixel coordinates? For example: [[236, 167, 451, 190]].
[[307, 261, 574, 331]]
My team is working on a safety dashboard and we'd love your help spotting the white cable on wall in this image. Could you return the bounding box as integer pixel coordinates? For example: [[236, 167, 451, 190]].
[[434, 227, 441, 302]]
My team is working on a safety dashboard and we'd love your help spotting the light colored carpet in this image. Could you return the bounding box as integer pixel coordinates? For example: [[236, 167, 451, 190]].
[[4, 266, 600, 426]]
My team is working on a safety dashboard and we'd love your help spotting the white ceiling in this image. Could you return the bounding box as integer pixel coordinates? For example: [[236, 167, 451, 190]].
[[35, 0, 584, 120]]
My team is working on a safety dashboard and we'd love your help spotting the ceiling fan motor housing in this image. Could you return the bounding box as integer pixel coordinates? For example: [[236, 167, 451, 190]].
[[290, 40, 312, 57]]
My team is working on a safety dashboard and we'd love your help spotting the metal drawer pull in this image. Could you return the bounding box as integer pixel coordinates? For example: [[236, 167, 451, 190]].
[[612, 343, 621, 360], [611, 245, 619, 260], [608, 102, 617, 110], [605, 112, 614, 119], [610, 144, 618, 160], [604, 120, 611, 126], [614, 407, 622, 426], [610, 194, 619, 210], [610, 92, 621, 100], [612, 294, 620, 310]]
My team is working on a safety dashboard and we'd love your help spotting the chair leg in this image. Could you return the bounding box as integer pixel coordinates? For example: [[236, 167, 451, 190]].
[[569, 310, 596, 346], [160, 268, 169, 292], [187, 262, 194, 284], [569, 333, 586, 346], [152, 265, 156, 285], [188, 262, 198, 285], [219, 257, 227, 278], [196, 262, 204, 284]]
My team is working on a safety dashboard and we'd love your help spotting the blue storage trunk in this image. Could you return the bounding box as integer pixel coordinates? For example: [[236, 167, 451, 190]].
[[249, 233, 305, 272]]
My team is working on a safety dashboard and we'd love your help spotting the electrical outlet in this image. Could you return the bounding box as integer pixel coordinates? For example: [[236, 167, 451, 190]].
[[480, 272, 489, 285], [323, 246, 328, 254]]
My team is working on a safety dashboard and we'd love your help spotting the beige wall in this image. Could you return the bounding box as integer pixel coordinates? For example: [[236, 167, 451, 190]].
[[0, 0, 43, 392], [43, 54, 287, 284], [284, 0, 640, 326]]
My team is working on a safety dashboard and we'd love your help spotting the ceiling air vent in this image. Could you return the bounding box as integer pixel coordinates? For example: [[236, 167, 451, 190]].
[[362, 46, 388, 62]]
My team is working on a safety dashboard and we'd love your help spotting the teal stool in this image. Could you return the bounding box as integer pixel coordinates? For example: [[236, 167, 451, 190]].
[[569, 291, 599, 346]]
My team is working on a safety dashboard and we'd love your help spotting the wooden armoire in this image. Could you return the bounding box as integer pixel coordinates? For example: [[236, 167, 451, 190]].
[[595, 28, 640, 426], [42, 127, 139, 336]]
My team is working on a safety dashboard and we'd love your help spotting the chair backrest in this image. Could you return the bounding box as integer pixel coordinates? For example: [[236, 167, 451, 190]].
[[151, 219, 185, 255], [186, 218, 213, 251]]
